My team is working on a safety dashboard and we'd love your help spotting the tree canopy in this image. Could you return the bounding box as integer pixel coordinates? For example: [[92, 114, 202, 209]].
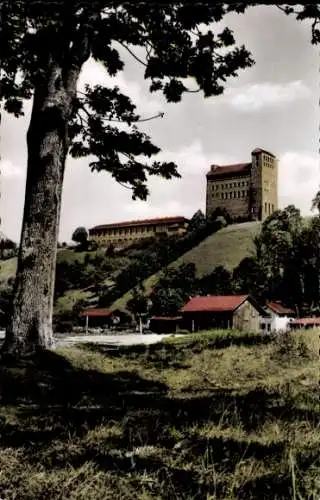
[[0, 1, 257, 197]]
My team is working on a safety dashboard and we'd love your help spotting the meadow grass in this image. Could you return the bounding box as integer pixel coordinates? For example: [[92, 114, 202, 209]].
[[0, 328, 319, 499]]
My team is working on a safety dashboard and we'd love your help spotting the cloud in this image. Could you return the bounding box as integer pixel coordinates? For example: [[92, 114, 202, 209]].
[[223, 81, 310, 112], [78, 58, 161, 116], [122, 200, 185, 219], [278, 151, 319, 214], [153, 140, 237, 177], [0, 160, 25, 178]]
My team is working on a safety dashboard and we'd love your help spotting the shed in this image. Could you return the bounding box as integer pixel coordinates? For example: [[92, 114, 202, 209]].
[[180, 295, 267, 333], [79, 308, 122, 330]]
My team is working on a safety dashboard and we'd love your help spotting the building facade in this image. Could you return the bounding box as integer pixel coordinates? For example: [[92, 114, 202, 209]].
[[206, 148, 278, 221], [260, 301, 296, 333], [89, 216, 189, 247]]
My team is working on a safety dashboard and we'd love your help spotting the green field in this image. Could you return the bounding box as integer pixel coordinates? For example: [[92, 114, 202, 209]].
[[0, 328, 318, 499]]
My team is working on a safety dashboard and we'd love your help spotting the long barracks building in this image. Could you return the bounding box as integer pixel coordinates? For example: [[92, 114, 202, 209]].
[[89, 216, 189, 247]]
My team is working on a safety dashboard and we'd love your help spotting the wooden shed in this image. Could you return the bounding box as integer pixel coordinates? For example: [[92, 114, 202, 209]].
[[180, 295, 267, 333]]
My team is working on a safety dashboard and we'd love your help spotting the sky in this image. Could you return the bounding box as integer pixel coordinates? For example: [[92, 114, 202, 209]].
[[0, 5, 319, 243]]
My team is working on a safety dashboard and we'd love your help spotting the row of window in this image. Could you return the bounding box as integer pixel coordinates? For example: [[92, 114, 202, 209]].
[[210, 180, 249, 191], [264, 156, 274, 165], [95, 224, 186, 238], [212, 190, 249, 200], [96, 226, 155, 237], [265, 202, 275, 214]]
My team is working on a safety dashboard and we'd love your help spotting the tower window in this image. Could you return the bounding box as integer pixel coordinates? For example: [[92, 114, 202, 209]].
[[265, 202, 267, 213]]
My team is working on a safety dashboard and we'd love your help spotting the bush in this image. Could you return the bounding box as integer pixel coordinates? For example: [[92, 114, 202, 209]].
[[270, 330, 317, 361], [53, 311, 78, 333]]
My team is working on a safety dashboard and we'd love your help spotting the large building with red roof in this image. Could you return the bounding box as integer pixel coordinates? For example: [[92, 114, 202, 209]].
[[89, 216, 189, 247], [206, 147, 278, 221]]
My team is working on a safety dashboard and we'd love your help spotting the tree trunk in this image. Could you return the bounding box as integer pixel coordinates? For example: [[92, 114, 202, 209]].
[[1, 64, 79, 358]]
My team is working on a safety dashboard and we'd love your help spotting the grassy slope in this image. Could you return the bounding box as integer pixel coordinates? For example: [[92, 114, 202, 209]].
[[0, 223, 260, 313], [174, 221, 260, 275], [111, 221, 261, 311], [0, 329, 319, 499]]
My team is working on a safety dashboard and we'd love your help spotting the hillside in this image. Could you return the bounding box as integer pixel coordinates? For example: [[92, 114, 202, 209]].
[[174, 221, 261, 276], [0, 329, 318, 499], [0, 222, 261, 314], [111, 221, 261, 311]]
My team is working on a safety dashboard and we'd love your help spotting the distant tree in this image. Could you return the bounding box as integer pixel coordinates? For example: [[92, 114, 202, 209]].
[[106, 244, 115, 258], [198, 265, 233, 296], [208, 207, 232, 225], [0, 238, 17, 259], [311, 190, 320, 213], [188, 210, 206, 233], [150, 263, 197, 316], [72, 227, 89, 248], [127, 287, 149, 317], [232, 257, 267, 300], [72, 299, 88, 315]]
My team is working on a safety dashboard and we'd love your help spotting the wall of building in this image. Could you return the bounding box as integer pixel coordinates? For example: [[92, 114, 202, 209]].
[[206, 174, 251, 219], [90, 221, 188, 247], [232, 300, 261, 332], [251, 151, 278, 221], [260, 312, 294, 333], [206, 149, 278, 222]]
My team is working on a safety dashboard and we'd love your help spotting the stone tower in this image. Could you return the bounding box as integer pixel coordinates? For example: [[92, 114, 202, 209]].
[[205, 147, 278, 222], [250, 148, 278, 221]]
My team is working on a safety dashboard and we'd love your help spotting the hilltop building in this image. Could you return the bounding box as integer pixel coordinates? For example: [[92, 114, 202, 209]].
[[89, 216, 189, 247], [206, 148, 278, 221]]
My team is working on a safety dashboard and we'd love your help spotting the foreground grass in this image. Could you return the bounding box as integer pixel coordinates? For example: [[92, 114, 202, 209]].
[[0, 328, 319, 499]]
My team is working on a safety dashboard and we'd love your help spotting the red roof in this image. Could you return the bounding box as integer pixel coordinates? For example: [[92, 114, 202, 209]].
[[266, 302, 296, 316], [291, 317, 320, 326], [181, 295, 249, 313], [150, 316, 182, 321], [79, 308, 114, 317], [206, 162, 251, 179], [90, 216, 188, 232]]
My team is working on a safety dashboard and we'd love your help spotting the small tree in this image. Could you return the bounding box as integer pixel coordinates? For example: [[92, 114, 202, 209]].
[[127, 285, 149, 333], [72, 227, 89, 248]]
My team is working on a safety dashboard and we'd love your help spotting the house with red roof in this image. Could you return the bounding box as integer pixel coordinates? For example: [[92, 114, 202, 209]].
[[260, 301, 296, 333], [180, 294, 267, 333]]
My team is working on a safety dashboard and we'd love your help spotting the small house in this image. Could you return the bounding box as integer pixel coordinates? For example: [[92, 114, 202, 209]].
[[260, 301, 296, 333], [180, 295, 266, 333], [289, 317, 320, 330]]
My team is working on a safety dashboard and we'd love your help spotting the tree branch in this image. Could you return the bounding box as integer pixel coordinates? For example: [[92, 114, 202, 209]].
[[117, 41, 147, 67]]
